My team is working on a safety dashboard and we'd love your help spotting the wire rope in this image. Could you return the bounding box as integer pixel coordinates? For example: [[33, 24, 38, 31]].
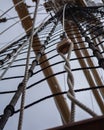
[[0, 90, 98, 117]]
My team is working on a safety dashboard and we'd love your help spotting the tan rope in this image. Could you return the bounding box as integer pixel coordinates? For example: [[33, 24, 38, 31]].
[[17, 1, 40, 130]]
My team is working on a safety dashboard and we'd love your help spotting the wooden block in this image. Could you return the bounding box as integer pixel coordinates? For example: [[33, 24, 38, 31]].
[[57, 38, 71, 54]]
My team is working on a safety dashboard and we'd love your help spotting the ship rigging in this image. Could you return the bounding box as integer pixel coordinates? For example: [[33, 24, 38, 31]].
[[0, 0, 104, 130]]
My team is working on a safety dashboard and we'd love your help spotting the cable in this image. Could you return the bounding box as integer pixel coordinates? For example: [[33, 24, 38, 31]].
[[0, 85, 101, 118], [0, 7, 50, 35], [1, 64, 100, 81], [0, 1, 53, 129], [67, 92, 97, 117], [0, 85, 104, 95], [15, 91, 68, 114]]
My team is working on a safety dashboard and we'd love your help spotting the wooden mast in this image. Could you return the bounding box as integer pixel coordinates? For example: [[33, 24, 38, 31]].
[[12, 0, 71, 124]]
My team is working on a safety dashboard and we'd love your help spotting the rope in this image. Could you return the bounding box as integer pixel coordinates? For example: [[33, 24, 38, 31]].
[[0, 3, 53, 129], [60, 4, 98, 121], [59, 52, 75, 122], [61, 4, 75, 122], [67, 92, 98, 117], [17, 7, 59, 130], [17, 13, 59, 130], [0, 14, 50, 55], [65, 5, 98, 118], [17, 1, 40, 130]]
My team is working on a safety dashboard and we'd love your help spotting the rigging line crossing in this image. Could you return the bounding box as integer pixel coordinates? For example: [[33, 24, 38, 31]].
[[0, 0, 45, 18], [0, 6, 50, 35], [0, 3, 59, 130], [0, 1, 104, 129], [0, 89, 98, 117], [66, 5, 104, 113], [0, 35, 28, 54], [1, 54, 101, 76]]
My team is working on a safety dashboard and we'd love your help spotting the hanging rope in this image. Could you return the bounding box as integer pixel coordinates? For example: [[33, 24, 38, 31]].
[[60, 4, 75, 122], [58, 47, 75, 122], [57, 4, 98, 120], [65, 4, 98, 118], [17, 9, 60, 129]]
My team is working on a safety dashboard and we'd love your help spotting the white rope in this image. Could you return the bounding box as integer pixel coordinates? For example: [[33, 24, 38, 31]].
[[17, 1, 40, 130], [67, 93, 98, 117], [62, 3, 75, 122], [62, 4, 98, 118], [63, 4, 67, 33], [60, 51, 98, 118], [0, 6, 50, 35], [59, 51, 75, 122]]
